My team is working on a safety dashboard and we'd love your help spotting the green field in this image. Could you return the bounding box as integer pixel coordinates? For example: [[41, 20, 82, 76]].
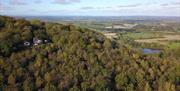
[[168, 42, 180, 49], [121, 32, 162, 39]]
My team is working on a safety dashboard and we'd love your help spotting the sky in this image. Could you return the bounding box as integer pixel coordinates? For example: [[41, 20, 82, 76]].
[[0, 0, 180, 16]]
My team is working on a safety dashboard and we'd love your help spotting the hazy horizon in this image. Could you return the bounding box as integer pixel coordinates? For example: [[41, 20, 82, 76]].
[[3, 15, 180, 17], [0, 0, 180, 16]]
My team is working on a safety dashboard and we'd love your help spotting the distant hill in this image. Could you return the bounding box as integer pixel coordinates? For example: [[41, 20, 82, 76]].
[[14, 16, 180, 23]]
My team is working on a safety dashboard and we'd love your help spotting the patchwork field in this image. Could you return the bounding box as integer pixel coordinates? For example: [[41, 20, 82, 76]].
[[135, 34, 180, 45], [123, 32, 162, 39], [168, 42, 180, 49]]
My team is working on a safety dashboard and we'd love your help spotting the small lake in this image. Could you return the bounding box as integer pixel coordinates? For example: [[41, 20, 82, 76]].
[[142, 48, 161, 54]]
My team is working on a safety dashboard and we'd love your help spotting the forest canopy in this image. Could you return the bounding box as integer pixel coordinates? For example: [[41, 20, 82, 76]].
[[0, 16, 179, 91]]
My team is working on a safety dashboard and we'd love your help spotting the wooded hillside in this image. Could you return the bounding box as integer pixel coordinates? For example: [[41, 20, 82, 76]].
[[0, 16, 179, 91]]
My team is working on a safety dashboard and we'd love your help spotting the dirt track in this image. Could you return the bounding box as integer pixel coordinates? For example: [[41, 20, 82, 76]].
[[103, 33, 118, 39]]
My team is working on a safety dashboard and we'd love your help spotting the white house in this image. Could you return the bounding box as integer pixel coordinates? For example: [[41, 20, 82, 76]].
[[33, 38, 42, 46]]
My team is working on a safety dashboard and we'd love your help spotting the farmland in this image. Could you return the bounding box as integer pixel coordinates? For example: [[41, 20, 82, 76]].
[[72, 17, 180, 57], [135, 34, 180, 45]]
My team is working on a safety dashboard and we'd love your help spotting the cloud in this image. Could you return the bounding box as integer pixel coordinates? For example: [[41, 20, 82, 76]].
[[79, 4, 144, 11], [43, 9, 80, 13], [161, 1, 180, 7], [34, 0, 42, 4], [54, 0, 80, 4], [171, 1, 180, 5], [9, 0, 27, 5], [79, 6, 114, 11], [80, 6, 95, 10], [40, 9, 85, 16], [0, 5, 14, 12], [161, 3, 169, 6], [144, 1, 157, 5], [118, 4, 142, 8]]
